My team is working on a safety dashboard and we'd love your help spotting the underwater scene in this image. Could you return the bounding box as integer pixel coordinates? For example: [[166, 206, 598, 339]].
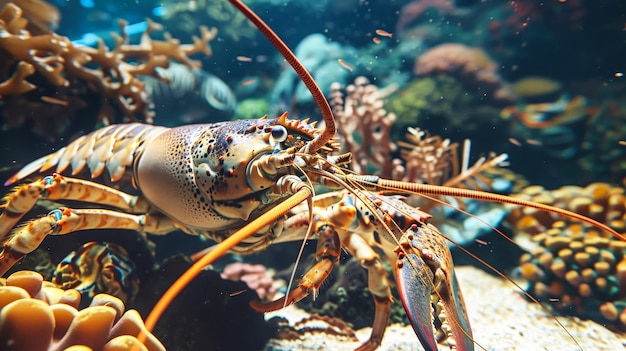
[[0, 0, 625, 350]]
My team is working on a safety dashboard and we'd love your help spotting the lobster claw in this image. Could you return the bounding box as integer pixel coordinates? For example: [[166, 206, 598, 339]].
[[393, 223, 473, 351]]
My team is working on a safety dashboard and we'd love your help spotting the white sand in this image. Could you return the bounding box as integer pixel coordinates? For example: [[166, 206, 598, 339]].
[[264, 266, 625, 351]]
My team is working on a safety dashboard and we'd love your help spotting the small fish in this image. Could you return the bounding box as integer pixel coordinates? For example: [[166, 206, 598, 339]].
[[229, 289, 248, 297], [236, 56, 253, 62], [619, 140, 626, 146], [526, 139, 542, 146], [41, 96, 69, 106], [474, 239, 488, 246], [337, 59, 354, 72], [375, 29, 393, 38], [241, 78, 258, 86], [372, 37, 381, 44], [508, 137, 522, 147]]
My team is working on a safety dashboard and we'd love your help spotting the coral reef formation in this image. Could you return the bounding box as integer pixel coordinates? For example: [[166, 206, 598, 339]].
[[52, 242, 140, 306], [330, 76, 397, 177], [501, 77, 592, 159], [0, 270, 164, 350], [396, 0, 456, 33], [0, 2, 216, 139], [385, 74, 506, 146], [331, 78, 523, 192], [156, 0, 256, 42], [271, 33, 357, 114], [220, 262, 278, 300], [413, 43, 514, 103], [578, 102, 626, 183], [510, 182, 626, 330], [141, 62, 236, 126]]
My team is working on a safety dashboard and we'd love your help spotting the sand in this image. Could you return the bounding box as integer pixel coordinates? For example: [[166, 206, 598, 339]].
[[263, 266, 625, 351]]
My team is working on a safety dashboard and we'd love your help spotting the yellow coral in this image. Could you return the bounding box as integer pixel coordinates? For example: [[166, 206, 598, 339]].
[[0, 270, 164, 351], [511, 182, 626, 330]]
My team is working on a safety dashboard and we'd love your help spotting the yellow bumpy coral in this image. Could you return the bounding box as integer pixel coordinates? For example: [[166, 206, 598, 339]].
[[0, 270, 164, 351], [510, 182, 626, 330]]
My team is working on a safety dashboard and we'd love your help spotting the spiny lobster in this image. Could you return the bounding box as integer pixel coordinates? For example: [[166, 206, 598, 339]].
[[0, 1, 622, 350]]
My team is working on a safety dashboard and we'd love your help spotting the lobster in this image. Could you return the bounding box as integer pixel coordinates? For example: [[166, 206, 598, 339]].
[[0, 1, 622, 350]]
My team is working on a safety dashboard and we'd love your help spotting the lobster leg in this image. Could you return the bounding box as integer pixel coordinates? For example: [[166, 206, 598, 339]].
[[343, 232, 393, 351], [253, 191, 396, 351], [250, 223, 341, 311], [0, 174, 152, 240], [0, 207, 177, 275], [394, 223, 473, 351]]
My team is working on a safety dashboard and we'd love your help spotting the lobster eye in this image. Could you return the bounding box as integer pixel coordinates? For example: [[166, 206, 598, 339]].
[[270, 125, 288, 143]]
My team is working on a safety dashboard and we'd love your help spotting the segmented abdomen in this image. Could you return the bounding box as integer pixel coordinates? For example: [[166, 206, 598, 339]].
[[5, 123, 169, 186]]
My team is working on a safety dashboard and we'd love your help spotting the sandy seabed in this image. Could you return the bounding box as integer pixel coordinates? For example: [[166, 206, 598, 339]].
[[263, 266, 626, 351]]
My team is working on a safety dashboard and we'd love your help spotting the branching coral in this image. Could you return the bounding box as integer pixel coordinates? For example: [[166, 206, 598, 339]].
[[330, 76, 526, 246], [158, 0, 256, 42], [0, 0, 59, 34], [330, 76, 397, 178], [332, 76, 523, 195], [510, 182, 626, 330], [0, 270, 164, 350], [0, 2, 216, 138]]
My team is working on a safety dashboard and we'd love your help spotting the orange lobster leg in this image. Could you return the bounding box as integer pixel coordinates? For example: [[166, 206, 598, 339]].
[[0, 207, 176, 275], [250, 223, 341, 311], [0, 174, 151, 240]]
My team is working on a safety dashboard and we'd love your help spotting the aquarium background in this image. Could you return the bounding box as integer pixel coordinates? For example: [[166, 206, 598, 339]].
[[1, 0, 626, 350]]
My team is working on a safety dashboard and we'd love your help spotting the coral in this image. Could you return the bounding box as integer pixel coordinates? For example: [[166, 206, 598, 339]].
[[386, 74, 505, 138], [52, 242, 140, 306], [158, 0, 256, 42], [501, 89, 591, 159], [0, 2, 216, 139], [510, 182, 626, 330], [235, 98, 270, 120], [141, 62, 236, 126], [395, 0, 456, 32], [395, 127, 460, 186], [271, 33, 357, 114], [413, 43, 514, 103], [578, 102, 626, 183], [330, 76, 398, 178], [0, 0, 60, 34], [396, 126, 526, 245], [220, 262, 277, 300], [507, 182, 626, 241], [0, 270, 164, 350]]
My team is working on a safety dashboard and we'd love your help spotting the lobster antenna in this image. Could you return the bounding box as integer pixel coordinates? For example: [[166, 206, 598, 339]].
[[367, 178, 626, 242], [228, 0, 336, 154]]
